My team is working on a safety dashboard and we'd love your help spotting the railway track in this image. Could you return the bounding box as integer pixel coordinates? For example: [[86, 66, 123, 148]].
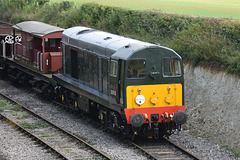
[[0, 92, 112, 160], [129, 136, 201, 160], [0, 113, 67, 160], [0, 76, 200, 160], [0, 90, 200, 160]]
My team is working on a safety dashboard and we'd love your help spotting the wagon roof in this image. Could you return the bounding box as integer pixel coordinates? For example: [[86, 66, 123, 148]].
[[12, 21, 64, 37]]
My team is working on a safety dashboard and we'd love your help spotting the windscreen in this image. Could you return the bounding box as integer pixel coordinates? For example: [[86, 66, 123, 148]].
[[162, 58, 181, 77], [127, 59, 146, 79]]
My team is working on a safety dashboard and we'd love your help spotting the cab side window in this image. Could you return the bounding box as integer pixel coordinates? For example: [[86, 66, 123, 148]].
[[110, 60, 118, 77]]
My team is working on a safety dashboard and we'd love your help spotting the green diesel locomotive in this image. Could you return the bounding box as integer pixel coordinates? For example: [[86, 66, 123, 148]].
[[53, 26, 187, 139]]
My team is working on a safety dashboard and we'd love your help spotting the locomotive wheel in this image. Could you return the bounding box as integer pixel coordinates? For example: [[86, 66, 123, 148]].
[[41, 85, 54, 100]]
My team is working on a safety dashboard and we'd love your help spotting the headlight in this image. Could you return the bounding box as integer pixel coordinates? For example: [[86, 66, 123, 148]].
[[135, 94, 145, 105]]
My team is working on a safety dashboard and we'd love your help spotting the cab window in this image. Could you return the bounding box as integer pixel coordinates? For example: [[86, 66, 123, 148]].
[[110, 60, 118, 77], [162, 58, 181, 77], [127, 59, 146, 79]]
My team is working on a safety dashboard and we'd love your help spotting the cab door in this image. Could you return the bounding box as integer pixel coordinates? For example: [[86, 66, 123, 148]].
[[70, 49, 78, 79], [109, 59, 120, 104]]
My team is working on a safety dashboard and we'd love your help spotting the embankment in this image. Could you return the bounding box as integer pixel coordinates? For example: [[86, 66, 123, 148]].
[[184, 63, 240, 152]]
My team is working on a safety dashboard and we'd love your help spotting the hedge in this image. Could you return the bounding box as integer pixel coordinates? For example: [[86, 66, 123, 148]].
[[0, 1, 239, 74]]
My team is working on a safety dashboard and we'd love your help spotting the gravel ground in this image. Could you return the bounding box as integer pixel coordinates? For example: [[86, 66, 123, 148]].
[[0, 79, 147, 160], [170, 131, 240, 160], [0, 78, 239, 160], [0, 120, 57, 160]]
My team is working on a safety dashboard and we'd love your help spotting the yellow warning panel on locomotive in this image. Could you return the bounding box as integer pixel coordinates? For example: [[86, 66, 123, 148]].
[[126, 84, 182, 109]]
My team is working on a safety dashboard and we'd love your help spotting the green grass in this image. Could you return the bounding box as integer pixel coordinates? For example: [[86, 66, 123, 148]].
[[0, 99, 22, 112], [41, 132, 48, 137], [19, 121, 49, 129], [226, 146, 240, 158], [0, 100, 7, 111], [16, 112, 29, 119], [50, 0, 240, 19]]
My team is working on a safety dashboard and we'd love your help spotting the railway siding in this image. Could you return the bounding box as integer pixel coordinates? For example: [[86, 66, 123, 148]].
[[0, 94, 111, 160], [0, 80, 148, 160], [0, 113, 59, 160]]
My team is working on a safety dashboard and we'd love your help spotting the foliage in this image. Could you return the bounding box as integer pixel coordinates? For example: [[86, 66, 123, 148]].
[[16, 112, 30, 119], [0, 100, 7, 107], [0, 1, 239, 75], [171, 19, 240, 74], [0, 0, 49, 22], [0, 99, 22, 111], [226, 146, 240, 158], [0, 100, 7, 112], [0, 0, 72, 25], [20, 121, 49, 129], [34, 1, 73, 26], [65, 3, 191, 43]]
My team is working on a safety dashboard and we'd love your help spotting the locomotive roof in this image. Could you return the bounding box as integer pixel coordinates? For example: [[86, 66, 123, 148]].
[[62, 26, 158, 60], [12, 21, 64, 37]]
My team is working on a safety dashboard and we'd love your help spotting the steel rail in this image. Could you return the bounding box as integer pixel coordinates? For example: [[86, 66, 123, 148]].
[[128, 137, 201, 160], [0, 92, 112, 160], [163, 137, 201, 160], [128, 140, 159, 160]]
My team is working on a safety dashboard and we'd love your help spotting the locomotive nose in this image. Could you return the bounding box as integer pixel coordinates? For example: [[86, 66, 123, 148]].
[[130, 113, 144, 128], [173, 111, 187, 125]]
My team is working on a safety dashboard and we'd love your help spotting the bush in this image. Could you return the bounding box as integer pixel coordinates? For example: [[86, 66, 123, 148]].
[[35, 1, 73, 26], [171, 18, 240, 73]]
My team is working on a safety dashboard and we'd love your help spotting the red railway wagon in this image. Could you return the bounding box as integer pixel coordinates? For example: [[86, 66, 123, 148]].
[[0, 21, 21, 64], [13, 21, 64, 74]]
